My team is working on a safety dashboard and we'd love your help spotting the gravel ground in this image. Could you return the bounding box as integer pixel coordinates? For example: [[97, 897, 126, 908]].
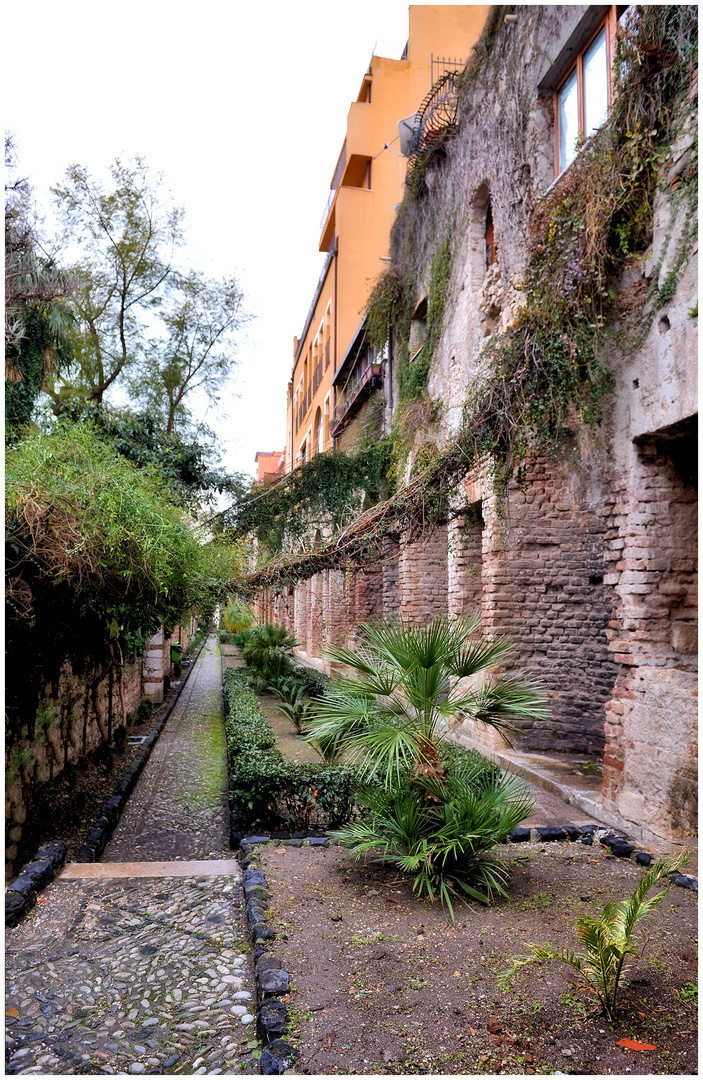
[[6, 637, 260, 1076]]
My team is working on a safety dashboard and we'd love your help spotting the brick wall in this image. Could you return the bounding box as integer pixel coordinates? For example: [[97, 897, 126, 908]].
[[603, 425, 697, 840], [398, 525, 448, 624], [447, 506, 483, 619], [477, 449, 617, 755]]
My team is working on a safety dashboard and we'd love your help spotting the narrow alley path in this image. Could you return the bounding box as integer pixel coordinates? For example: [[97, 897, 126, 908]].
[[6, 637, 259, 1077]]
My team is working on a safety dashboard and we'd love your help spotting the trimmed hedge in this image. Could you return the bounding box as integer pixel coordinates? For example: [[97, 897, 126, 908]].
[[290, 664, 330, 699], [224, 668, 362, 832]]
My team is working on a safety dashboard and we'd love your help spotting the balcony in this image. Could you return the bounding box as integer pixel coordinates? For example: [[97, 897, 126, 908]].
[[320, 143, 347, 230], [330, 364, 382, 437], [404, 69, 462, 187]]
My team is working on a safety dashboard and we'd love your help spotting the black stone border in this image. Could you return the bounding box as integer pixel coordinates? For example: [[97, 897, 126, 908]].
[[238, 837, 305, 1075], [5, 637, 207, 928], [506, 823, 697, 890]]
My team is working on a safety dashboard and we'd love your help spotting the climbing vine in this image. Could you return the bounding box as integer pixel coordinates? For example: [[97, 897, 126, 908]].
[[222, 439, 394, 557], [241, 4, 696, 594]]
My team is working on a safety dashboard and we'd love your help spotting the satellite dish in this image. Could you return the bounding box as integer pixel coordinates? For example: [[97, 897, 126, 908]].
[[398, 113, 419, 157]]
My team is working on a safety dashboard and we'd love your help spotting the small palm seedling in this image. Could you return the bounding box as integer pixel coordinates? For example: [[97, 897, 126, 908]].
[[270, 679, 317, 734], [498, 849, 690, 1020]]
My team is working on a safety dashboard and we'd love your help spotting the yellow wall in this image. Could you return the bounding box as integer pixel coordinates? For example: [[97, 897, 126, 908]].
[[286, 5, 491, 470]]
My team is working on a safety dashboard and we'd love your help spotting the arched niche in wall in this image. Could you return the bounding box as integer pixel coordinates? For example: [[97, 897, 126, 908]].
[[467, 181, 498, 293], [408, 296, 428, 360]]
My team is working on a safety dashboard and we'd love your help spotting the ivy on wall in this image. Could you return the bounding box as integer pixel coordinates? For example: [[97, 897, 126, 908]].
[[222, 438, 394, 557], [241, 4, 697, 594]]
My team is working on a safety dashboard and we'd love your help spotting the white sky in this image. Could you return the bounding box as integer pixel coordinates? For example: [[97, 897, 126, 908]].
[[5, 0, 461, 478]]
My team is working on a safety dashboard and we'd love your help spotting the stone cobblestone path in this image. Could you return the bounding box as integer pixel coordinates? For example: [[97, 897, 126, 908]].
[[6, 637, 259, 1076]]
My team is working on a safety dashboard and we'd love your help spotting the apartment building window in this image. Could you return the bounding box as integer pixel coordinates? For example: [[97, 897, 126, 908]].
[[314, 408, 323, 456], [555, 7, 618, 175]]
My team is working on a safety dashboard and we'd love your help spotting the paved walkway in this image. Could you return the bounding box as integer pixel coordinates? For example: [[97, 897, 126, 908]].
[[6, 637, 259, 1077]]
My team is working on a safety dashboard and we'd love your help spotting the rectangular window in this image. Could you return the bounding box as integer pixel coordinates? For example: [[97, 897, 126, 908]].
[[555, 8, 618, 175]]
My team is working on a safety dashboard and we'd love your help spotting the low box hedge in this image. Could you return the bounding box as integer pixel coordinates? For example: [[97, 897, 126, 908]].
[[224, 668, 363, 832]]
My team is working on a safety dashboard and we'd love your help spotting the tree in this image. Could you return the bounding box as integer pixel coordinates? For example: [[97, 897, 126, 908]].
[[82, 405, 251, 511], [5, 135, 73, 434], [128, 269, 246, 434], [46, 155, 183, 409]]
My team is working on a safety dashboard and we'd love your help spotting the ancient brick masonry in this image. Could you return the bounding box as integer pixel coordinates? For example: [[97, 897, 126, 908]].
[[603, 428, 698, 839], [263, 7, 696, 845], [398, 525, 448, 624]]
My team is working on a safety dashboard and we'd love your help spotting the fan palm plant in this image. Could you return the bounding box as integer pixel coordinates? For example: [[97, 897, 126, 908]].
[[240, 622, 298, 683], [221, 599, 253, 636], [498, 849, 690, 1019], [305, 614, 548, 787], [305, 615, 548, 912]]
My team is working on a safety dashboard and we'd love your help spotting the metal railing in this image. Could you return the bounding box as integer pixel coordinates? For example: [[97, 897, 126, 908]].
[[406, 68, 462, 166], [330, 365, 381, 435]]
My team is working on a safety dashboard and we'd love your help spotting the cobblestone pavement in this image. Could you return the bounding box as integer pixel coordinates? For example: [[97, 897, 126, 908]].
[[103, 638, 230, 862], [6, 637, 259, 1076]]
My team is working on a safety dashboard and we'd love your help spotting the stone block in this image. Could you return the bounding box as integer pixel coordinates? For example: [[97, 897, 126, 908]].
[[260, 1038, 299, 1074], [257, 999, 288, 1043], [259, 968, 290, 996]]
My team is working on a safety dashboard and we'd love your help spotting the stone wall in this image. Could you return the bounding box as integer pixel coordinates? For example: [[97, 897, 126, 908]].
[[5, 654, 143, 876], [6, 616, 200, 876], [259, 8, 696, 843]]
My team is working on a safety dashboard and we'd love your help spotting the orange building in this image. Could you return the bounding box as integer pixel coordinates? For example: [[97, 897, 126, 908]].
[[285, 5, 490, 470], [255, 450, 285, 483]]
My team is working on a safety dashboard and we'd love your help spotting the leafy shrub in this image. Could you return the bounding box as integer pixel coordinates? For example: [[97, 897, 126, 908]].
[[136, 698, 154, 725], [223, 667, 363, 832], [291, 665, 331, 699]]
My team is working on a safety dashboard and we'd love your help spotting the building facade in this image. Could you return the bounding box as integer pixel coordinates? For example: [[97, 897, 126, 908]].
[[286, 5, 491, 471], [262, 5, 697, 846]]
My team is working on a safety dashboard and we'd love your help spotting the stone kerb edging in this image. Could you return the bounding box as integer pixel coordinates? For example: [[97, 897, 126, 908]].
[[507, 824, 698, 890], [239, 837, 301, 1075], [5, 638, 207, 929]]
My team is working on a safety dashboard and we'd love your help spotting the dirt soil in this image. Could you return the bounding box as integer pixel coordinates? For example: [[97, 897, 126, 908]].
[[260, 841, 697, 1076]]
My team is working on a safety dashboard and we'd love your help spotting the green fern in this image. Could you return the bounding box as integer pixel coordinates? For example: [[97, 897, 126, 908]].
[[499, 849, 690, 1019]]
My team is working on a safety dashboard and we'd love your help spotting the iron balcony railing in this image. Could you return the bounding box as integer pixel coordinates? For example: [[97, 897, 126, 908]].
[[330, 365, 382, 436], [406, 67, 462, 168]]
